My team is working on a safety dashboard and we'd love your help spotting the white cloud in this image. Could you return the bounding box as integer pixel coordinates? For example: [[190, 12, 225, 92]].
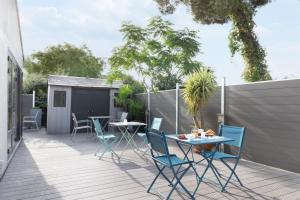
[[254, 24, 271, 35], [19, 0, 300, 85]]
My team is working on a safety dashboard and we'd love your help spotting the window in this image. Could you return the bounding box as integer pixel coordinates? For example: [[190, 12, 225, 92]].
[[7, 53, 22, 156], [54, 91, 66, 107]]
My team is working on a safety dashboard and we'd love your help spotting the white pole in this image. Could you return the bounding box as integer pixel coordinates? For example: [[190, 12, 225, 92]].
[[175, 83, 179, 135], [147, 88, 150, 128], [32, 90, 36, 108], [221, 77, 225, 115]]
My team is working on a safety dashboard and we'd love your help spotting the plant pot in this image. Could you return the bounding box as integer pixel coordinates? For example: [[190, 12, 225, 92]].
[[203, 144, 214, 151]]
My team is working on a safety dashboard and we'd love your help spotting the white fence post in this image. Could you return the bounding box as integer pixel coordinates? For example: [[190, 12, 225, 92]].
[[221, 77, 225, 116], [175, 83, 179, 135], [32, 90, 36, 108], [147, 88, 151, 128]]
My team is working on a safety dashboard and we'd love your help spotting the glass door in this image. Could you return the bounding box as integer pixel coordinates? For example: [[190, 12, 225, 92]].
[[7, 54, 21, 158]]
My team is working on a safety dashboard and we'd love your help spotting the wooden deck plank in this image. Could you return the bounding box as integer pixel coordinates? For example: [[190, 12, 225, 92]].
[[0, 129, 299, 200]]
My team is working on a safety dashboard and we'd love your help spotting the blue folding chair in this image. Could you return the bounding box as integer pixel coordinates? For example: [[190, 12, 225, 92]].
[[137, 117, 162, 154], [199, 124, 246, 192], [92, 118, 119, 160], [146, 130, 195, 200]]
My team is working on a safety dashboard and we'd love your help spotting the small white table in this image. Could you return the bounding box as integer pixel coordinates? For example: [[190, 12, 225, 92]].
[[109, 121, 147, 157], [88, 116, 111, 132]]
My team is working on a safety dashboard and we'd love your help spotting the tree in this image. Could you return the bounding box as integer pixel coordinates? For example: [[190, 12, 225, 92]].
[[107, 68, 145, 94], [25, 43, 104, 78], [115, 84, 144, 120], [154, 0, 272, 82], [182, 67, 217, 129], [23, 73, 48, 108], [109, 16, 204, 90], [107, 68, 146, 119]]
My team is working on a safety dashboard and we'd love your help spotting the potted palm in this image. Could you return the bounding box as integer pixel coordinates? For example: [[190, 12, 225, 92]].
[[182, 67, 217, 151]]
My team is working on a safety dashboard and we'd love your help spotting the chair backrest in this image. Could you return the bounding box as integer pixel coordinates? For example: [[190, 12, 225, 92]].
[[120, 112, 128, 121], [92, 118, 104, 138], [219, 124, 245, 149], [72, 113, 78, 128], [34, 110, 40, 119], [150, 118, 163, 131], [146, 130, 169, 156], [30, 109, 40, 119]]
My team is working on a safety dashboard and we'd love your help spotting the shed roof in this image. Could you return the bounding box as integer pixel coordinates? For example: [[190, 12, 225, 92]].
[[48, 75, 122, 88]]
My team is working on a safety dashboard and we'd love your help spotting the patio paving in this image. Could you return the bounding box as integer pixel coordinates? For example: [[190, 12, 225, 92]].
[[0, 129, 300, 200]]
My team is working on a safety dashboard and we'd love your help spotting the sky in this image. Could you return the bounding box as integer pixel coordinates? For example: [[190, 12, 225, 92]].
[[18, 0, 300, 85]]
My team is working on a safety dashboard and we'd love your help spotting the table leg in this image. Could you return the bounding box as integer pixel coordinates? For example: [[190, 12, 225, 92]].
[[114, 126, 129, 149], [193, 143, 223, 195], [172, 142, 200, 183], [120, 127, 141, 156], [126, 125, 142, 150]]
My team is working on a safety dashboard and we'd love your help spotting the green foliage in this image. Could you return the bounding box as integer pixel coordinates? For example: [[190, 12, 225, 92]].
[[23, 73, 48, 108], [25, 43, 104, 78], [182, 67, 217, 128], [107, 68, 145, 94], [109, 16, 204, 90], [129, 99, 144, 119], [115, 85, 134, 110], [153, 73, 180, 91], [115, 84, 144, 119], [154, 0, 272, 82]]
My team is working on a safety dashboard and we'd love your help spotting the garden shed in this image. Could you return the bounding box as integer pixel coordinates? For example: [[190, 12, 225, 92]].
[[47, 75, 122, 134]]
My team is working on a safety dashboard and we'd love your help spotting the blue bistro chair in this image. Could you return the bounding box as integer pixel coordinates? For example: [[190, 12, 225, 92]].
[[92, 118, 119, 160], [146, 130, 195, 200], [137, 117, 163, 154], [199, 124, 246, 192]]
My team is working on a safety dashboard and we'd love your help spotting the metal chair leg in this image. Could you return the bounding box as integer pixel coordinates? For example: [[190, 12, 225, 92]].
[[167, 164, 194, 200], [147, 165, 166, 193], [94, 144, 102, 156], [221, 159, 243, 189], [73, 129, 77, 137], [211, 162, 222, 177], [35, 121, 39, 129], [96, 138, 120, 160]]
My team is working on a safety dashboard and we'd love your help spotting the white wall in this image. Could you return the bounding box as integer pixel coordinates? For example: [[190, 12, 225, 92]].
[[0, 0, 24, 173]]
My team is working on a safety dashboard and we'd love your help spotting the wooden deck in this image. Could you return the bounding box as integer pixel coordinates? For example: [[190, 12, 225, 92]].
[[0, 129, 300, 200]]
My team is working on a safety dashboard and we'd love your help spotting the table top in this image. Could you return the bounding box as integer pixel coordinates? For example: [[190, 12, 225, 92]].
[[166, 134, 234, 145], [109, 121, 147, 127], [88, 116, 111, 119]]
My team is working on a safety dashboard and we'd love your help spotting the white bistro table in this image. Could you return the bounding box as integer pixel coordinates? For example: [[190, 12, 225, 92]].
[[88, 116, 111, 132], [109, 121, 147, 157]]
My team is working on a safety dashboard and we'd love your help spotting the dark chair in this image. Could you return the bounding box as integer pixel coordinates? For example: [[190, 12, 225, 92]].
[[137, 117, 163, 155], [146, 130, 195, 200]]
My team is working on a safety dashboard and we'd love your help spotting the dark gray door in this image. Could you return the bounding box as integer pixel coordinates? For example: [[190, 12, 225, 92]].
[[71, 88, 110, 131]]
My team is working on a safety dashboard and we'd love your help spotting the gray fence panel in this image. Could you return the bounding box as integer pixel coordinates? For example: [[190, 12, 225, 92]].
[[137, 79, 300, 174], [225, 79, 300, 173], [150, 90, 177, 133], [22, 94, 33, 117], [137, 88, 221, 134]]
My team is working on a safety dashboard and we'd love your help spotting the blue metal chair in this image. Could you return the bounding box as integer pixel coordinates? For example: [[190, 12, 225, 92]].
[[137, 117, 162, 154], [146, 130, 195, 200], [92, 118, 119, 160], [199, 124, 246, 192]]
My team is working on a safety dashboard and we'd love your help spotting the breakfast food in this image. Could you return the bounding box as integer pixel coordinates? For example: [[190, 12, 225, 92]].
[[191, 128, 199, 138], [206, 129, 215, 136], [178, 134, 187, 140]]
